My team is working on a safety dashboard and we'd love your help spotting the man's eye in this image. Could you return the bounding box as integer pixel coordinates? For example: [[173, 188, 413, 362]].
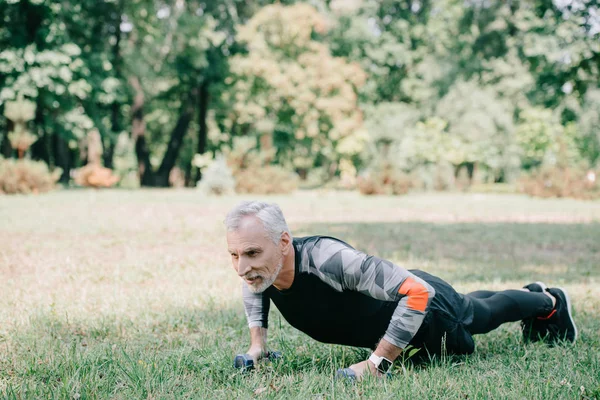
[[248, 251, 256, 257], [231, 254, 238, 258]]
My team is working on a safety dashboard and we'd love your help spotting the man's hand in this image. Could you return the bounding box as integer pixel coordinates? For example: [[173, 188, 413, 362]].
[[246, 346, 265, 364], [347, 360, 382, 381], [247, 326, 268, 363], [341, 338, 402, 381]]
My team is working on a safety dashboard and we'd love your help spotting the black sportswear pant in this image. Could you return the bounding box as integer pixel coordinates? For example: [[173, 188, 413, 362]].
[[465, 289, 554, 335], [409, 270, 556, 357]]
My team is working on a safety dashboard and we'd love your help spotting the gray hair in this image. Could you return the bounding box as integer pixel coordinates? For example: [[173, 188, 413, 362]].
[[225, 201, 292, 244]]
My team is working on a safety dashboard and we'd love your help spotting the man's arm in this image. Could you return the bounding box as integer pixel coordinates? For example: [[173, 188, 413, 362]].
[[308, 239, 435, 369], [247, 326, 268, 362], [242, 282, 270, 361]]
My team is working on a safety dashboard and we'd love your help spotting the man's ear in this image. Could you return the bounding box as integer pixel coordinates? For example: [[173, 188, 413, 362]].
[[280, 231, 292, 255]]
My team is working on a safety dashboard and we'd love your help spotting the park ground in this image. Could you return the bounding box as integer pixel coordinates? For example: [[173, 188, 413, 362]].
[[0, 190, 599, 399]]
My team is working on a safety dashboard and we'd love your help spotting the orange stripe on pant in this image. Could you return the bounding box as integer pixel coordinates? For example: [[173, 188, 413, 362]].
[[398, 277, 429, 312]]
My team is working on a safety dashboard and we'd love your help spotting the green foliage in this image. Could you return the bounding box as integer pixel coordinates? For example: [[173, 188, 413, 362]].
[[515, 107, 583, 171], [573, 89, 600, 166], [0, 0, 599, 192], [362, 104, 454, 190], [436, 80, 515, 167], [0, 0, 122, 148], [363, 102, 421, 147], [112, 132, 139, 189], [392, 117, 451, 171], [222, 3, 368, 175], [516, 107, 564, 168], [0, 157, 61, 194]]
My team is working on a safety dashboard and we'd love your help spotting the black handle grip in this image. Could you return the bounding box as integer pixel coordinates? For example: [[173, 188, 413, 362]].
[[233, 351, 282, 370]]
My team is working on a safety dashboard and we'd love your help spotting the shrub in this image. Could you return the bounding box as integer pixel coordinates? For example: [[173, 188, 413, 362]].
[[0, 157, 62, 194], [357, 163, 415, 196], [235, 165, 298, 195], [197, 156, 236, 195], [221, 136, 300, 194], [73, 165, 119, 188], [112, 132, 139, 189], [518, 165, 600, 200], [411, 162, 456, 191]]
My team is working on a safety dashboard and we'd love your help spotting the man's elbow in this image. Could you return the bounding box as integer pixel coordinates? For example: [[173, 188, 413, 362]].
[[398, 277, 435, 312]]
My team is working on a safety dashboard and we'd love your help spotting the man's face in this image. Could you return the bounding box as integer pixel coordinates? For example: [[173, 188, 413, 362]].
[[226, 216, 283, 293]]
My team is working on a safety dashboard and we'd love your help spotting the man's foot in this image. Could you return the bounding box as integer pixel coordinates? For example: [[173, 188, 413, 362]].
[[544, 287, 578, 344], [523, 281, 547, 293], [521, 282, 549, 343]]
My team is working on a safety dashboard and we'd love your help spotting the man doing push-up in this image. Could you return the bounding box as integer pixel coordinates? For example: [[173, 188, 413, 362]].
[[225, 201, 577, 380]]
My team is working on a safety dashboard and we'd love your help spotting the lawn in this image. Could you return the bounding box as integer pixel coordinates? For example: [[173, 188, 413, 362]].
[[0, 189, 599, 399]]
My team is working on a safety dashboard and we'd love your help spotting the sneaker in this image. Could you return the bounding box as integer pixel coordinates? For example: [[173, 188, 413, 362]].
[[523, 282, 547, 293], [521, 282, 549, 343], [544, 287, 578, 344]]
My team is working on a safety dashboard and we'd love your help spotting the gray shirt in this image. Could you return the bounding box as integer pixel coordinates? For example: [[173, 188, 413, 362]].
[[242, 236, 436, 349]]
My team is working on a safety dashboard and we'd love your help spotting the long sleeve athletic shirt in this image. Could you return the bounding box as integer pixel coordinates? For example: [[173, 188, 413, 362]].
[[242, 236, 436, 349]]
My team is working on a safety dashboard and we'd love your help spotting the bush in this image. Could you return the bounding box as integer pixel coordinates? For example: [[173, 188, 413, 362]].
[[411, 162, 456, 191], [357, 163, 415, 195], [221, 136, 300, 194], [518, 166, 600, 200], [197, 156, 236, 195], [235, 165, 298, 195], [112, 132, 139, 189], [0, 157, 62, 194], [73, 164, 119, 188]]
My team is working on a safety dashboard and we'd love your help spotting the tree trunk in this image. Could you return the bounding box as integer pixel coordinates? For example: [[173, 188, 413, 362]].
[[2, 120, 14, 158], [105, 1, 123, 170], [22, 0, 44, 47], [129, 76, 153, 186], [103, 137, 115, 169], [130, 77, 194, 187], [30, 95, 51, 165], [0, 138, 11, 158], [194, 81, 210, 184], [155, 101, 194, 187], [54, 134, 71, 183]]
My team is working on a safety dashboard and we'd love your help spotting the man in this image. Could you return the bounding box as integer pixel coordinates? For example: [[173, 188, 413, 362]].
[[225, 201, 577, 380]]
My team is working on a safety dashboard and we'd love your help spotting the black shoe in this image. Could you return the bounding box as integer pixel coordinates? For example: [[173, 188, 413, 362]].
[[545, 287, 578, 344], [523, 282, 547, 293], [521, 282, 549, 343]]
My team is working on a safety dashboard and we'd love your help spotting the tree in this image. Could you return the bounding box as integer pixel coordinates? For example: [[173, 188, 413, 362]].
[[436, 80, 518, 182], [222, 3, 368, 178], [0, 0, 126, 182]]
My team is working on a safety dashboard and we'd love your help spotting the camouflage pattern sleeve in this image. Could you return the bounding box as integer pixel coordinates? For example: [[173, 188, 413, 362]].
[[300, 237, 436, 349], [242, 282, 270, 329]]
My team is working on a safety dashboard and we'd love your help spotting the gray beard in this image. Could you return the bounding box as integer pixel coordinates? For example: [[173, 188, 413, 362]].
[[247, 261, 284, 294]]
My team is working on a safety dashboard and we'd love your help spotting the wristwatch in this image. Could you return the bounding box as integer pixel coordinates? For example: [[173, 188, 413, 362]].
[[368, 353, 393, 374]]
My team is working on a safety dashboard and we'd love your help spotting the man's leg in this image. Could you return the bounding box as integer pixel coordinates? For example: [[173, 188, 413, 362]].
[[465, 289, 554, 335], [465, 290, 497, 299]]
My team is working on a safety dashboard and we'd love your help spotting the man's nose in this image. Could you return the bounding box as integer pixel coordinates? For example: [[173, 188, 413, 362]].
[[237, 258, 251, 277]]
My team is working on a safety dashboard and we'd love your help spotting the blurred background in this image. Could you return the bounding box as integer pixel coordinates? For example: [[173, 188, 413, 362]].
[[1, 0, 599, 198]]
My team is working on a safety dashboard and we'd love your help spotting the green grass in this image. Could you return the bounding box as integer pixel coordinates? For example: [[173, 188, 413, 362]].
[[0, 189, 599, 399]]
